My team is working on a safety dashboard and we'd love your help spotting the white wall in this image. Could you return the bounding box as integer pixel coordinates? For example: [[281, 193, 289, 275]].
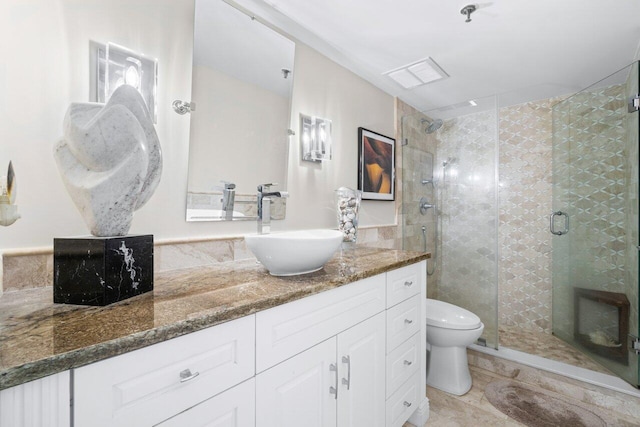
[[285, 44, 396, 230], [0, 0, 395, 251], [187, 65, 289, 192], [0, 0, 196, 250]]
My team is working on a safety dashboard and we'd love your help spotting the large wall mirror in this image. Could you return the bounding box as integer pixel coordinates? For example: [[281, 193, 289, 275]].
[[186, 0, 295, 221]]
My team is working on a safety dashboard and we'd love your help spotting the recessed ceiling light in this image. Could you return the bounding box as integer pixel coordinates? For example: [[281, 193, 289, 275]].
[[469, 100, 478, 106], [383, 57, 448, 89]]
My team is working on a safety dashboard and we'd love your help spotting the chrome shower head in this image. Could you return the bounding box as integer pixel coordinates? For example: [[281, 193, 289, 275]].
[[421, 118, 443, 134]]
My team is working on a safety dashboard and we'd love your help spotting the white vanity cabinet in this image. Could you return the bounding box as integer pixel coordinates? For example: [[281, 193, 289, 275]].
[[73, 315, 255, 427], [255, 312, 386, 427], [254, 274, 387, 427], [0, 371, 70, 427], [384, 264, 427, 427], [254, 261, 427, 427]]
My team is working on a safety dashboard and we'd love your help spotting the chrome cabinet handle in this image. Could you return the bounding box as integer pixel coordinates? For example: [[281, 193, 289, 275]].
[[549, 211, 569, 236], [341, 355, 351, 390], [404, 318, 413, 325], [329, 363, 338, 399], [404, 280, 413, 287], [179, 368, 199, 383], [403, 401, 412, 408], [404, 360, 413, 366]]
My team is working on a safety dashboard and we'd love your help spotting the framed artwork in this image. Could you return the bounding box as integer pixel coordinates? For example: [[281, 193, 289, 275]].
[[358, 127, 395, 201]]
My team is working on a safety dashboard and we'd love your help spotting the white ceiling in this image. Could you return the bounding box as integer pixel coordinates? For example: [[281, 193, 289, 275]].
[[234, 0, 640, 113]]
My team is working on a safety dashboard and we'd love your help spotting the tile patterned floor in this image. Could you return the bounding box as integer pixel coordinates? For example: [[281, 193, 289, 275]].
[[405, 366, 639, 427], [401, 325, 640, 426], [499, 324, 613, 374], [422, 368, 525, 426]]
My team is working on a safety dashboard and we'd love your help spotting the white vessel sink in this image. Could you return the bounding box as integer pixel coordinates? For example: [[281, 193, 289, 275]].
[[245, 229, 343, 276]]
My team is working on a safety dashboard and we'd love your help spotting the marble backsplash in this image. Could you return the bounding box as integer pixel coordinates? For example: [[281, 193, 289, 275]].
[[0, 225, 399, 293]]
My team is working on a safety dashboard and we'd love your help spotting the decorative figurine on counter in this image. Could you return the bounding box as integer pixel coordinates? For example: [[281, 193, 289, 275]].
[[52, 84, 160, 306], [0, 161, 20, 226], [54, 84, 162, 237]]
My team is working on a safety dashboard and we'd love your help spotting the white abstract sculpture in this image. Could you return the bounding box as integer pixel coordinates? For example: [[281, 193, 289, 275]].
[[54, 85, 162, 236]]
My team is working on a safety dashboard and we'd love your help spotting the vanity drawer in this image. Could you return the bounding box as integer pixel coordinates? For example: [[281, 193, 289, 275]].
[[386, 332, 420, 397], [386, 294, 420, 352], [74, 315, 255, 427], [256, 274, 385, 372], [386, 374, 421, 427], [157, 378, 255, 427], [386, 263, 421, 308]]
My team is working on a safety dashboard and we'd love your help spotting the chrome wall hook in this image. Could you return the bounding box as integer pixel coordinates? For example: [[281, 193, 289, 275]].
[[172, 100, 196, 115], [460, 4, 477, 23]]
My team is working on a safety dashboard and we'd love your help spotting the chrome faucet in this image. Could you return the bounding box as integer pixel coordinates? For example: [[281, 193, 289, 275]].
[[257, 183, 289, 234], [214, 181, 236, 220]]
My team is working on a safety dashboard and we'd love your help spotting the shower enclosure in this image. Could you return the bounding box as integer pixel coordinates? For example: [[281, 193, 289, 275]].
[[401, 95, 500, 349], [551, 61, 639, 385], [401, 61, 640, 386]]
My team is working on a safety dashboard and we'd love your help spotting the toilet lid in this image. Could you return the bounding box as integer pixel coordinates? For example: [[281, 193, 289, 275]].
[[426, 299, 482, 330]]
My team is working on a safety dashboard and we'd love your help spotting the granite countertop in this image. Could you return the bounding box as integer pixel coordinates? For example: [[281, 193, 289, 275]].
[[0, 246, 428, 391]]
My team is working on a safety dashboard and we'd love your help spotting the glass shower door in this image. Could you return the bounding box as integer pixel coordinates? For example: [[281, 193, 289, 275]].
[[551, 61, 639, 385], [401, 95, 500, 350]]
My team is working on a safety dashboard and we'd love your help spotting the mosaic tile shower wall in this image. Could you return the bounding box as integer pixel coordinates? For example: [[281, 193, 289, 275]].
[[434, 109, 500, 347], [498, 81, 636, 343], [402, 76, 637, 354], [402, 101, 554, 341], [551, 74, 638, 379], [552, 84, 629, 329], [498, 98, 558, 333]]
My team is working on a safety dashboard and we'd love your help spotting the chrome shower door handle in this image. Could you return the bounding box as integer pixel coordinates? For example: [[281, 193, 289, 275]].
[[549, 211, 569, 236]]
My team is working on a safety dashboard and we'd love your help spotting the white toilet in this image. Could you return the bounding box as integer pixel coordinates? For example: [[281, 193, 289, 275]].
[[426, 299, 484, 396]]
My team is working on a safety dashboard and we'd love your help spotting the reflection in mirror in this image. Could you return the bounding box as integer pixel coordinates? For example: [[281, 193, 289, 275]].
[[186, 0, 295, 222]]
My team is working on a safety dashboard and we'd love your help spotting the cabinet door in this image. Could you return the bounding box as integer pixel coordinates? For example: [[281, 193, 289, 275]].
[[256, 339, 337, 427], [156, 378, 254, 427], [337, 313, 386, 427]]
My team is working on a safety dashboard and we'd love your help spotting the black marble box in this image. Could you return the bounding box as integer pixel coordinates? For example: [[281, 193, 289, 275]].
[[54, 235, 153, 306]]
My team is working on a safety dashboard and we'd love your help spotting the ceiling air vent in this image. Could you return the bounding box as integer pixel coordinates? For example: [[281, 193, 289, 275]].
[[383, 57, 448, 89]]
